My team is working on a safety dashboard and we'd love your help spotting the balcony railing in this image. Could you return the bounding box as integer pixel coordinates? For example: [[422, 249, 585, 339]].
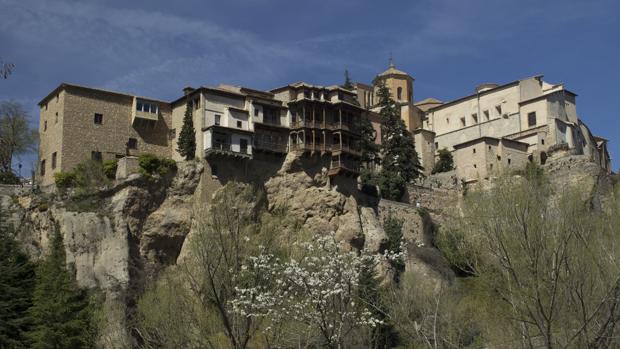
[[254, 140, 288, 153], [290, 143, 334, 153], [329, 160, 360, 174], [331, 144, 362, 157], [205, 142, 251, 158]]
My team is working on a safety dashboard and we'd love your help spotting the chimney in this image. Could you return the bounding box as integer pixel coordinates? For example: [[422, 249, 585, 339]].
[[183, 86, 195, 96]]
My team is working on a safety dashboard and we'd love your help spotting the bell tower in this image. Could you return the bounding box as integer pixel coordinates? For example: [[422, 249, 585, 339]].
[[375, 57, 414, 103]]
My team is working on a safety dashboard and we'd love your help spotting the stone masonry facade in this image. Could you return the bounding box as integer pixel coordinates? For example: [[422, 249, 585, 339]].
[[37, 63, 612, 187]]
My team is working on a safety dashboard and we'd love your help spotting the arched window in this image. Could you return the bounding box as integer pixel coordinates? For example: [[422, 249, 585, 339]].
[[397, 87, 403, 100]]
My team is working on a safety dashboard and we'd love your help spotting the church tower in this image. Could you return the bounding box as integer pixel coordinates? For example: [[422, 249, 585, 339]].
[[375, 58, 414, 104]]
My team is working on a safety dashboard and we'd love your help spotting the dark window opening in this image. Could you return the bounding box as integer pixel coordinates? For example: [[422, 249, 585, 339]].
[[94, 113, 103, 125], [214, 114, 221, 126], [254, 108, 259, 116], [44, 120, 47, 131], [397, 87, 402, 100], [40, 160, 45, 176], [237, 120, 242, 128], [508, 158, 512, 165], [528, 112, 536, 127], [473, 148, 476, 153], [55, 112, 58, 123], [541, 139, 545, 145], [240, 139, 248, 153], [127, 138, 138, 149], [91, 151, 102, 162], [51, 152, 57, 169]]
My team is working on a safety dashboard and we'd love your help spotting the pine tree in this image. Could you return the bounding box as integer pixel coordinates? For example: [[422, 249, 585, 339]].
[[343, 69, 354, 90], [177, 101, 196, 160], [375, 78, 422, 200], [26, 226, 95, 349], [0, 210, 35, 348]]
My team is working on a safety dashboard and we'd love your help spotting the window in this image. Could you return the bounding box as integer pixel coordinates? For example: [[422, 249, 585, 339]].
[[473, 164, 477, 168], [237, 120, 242, 128], [94, 113, 103, 125], [44, 104, 48, 111], [460, 117, 466, 127], [473, 148, 476, 153], [541, 139, 545, 145], [55, 112, 59, 123], [508, 158, 512, 165], [194, 99, 200, 110], [434, 142, 438, 149], [214, 114, 221, 126], [91, 151, 102, 162], [44, 120, 47, 131], [127, 138, 138, 149], [240, 139, 248, 153], [483, 110, 490, 120], [254, 108, 259, 116], [304, 90, 311, 99], [488, 145, 492, 150], [137, 102, 143, 111], [497, 155, 501, 161], [495, 104, 502, 116], [40, 160, 45, 176], [51, 152, 57, 169], [397, 87, 402, 100], [527, 112, 536, 127], [471, 113, 478, 124]]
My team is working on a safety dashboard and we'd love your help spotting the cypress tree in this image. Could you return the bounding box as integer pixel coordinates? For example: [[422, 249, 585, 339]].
[[26, 226, 95, 349], [0, 210, 35, 348], [177, 101, 196, 160], [343, 69, 354, 90], [375, 78, 422, 200]]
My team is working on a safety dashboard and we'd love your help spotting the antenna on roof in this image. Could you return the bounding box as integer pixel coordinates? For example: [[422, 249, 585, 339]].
[[389, 52, 394, 68]]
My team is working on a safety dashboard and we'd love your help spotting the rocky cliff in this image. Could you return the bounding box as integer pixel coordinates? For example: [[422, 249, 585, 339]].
[[0, 152, 612, 347]]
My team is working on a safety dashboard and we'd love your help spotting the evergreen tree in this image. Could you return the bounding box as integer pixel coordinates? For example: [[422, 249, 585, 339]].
[[358, 256, 399, 348], [360, 113, 380, 169], [177, 101, 196, 160], [375, 78, 422, 200], [0, 210, 35, 348], [343, 69, 354, 90], [431, 148, 454, 174], [26, 226, 95, 349]]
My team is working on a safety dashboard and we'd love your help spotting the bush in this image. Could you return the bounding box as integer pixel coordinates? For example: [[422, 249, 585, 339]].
[[377, 171, 405, 201], [102, 160, 118, 180], [138, 154, 177, 177], [74, 160, 108, 191], [0, 170, 20, 184], [432, 148, 454, 174], [54, 172, 77, 188]]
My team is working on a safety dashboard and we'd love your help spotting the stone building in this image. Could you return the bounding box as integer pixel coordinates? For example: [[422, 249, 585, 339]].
[[36, 64, 611, 187], [37, 83, 172, 186], [358, 63, 612, 180]]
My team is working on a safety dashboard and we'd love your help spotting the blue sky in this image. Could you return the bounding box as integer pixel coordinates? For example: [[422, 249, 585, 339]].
[[1, 0, 619, 175]]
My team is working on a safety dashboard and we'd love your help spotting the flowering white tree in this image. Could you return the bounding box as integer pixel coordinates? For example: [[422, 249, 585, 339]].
[[231, 233, 392, 348]]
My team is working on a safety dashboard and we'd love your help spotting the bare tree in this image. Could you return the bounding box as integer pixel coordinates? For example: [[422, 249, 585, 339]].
[[0, 101, 37, 178], [461, 175, 620, 348], [0, 59, 14, 79]]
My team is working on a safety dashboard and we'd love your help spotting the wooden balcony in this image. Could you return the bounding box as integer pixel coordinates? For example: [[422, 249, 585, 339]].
[[331, 144, 362, 157], [204, 142, 252, 159], [328, 159, 360, 176]]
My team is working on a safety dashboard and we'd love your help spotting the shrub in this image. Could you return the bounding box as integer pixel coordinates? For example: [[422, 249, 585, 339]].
[[102, 160, 118, 180], [73, 160, 108, 191], [0, 170, 20, 184], [377, 171, 405, 201], [432, 148, 454, 174], [54, 171, 77, 188], [138, 154, 177, 177]]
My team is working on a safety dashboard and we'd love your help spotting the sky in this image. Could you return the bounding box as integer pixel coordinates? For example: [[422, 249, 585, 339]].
[[1, 0, 619, 175]]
